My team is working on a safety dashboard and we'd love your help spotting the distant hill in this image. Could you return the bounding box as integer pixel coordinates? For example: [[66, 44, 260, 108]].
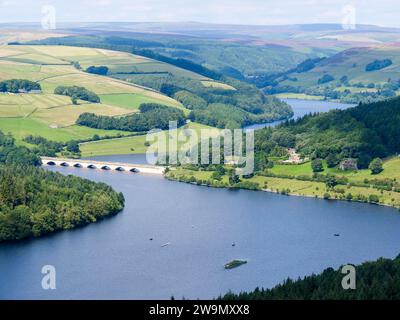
[[266, 44, 400, 103]]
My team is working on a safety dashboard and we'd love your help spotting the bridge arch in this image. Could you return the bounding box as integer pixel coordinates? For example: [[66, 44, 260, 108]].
[[87, 164, 97, 169], [73, 163, 82, 168], [115, 167, 125, 172], [101, 166, 111, 170], [46, 161, 56, 166], [60, 162, 69, 167]]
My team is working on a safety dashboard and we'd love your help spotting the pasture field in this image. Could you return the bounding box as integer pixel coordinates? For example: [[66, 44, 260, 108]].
[[80, 122, 216, 156], [0, 117, 130, 142], [280, 46, 400, 89], [169, 164, 400, 208], [31, 104, 132, 127], [0, 104, 36, 117], [0, 45, 189, 143], [273, 93, 325, 100], [269, 157, 400, 182], [200, 80, 236, 90]]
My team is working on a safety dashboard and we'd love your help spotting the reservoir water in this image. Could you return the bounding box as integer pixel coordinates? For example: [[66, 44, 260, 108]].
[[1, 99, 398, 300], [245, 98, 355, 130]]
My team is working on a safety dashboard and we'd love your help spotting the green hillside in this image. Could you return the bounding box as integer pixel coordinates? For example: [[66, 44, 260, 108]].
[[269, 45, 400, 103], [0, 45, 188, 143]]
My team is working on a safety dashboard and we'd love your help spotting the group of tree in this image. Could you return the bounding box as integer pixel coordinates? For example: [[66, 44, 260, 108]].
[[317, 74, 335, 84], [0, 130, 124, 242], [0, 79, 41, 93], [23, 135, 81, 157], [0, 131, 41, 166], [254, 96, 400, 170], [76, 103, 186, 132], [86, 65, 109, 75], [220, 254, 400, 300], [0, 165, 124, 242], [365, 59, 393, 72], [54, 85, 100, 103]]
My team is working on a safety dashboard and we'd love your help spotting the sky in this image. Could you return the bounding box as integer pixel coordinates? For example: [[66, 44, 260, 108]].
[[0, 0, 398, 27]]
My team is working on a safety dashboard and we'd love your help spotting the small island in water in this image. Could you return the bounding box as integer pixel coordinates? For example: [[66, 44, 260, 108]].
[[224, 260, 247, 270]]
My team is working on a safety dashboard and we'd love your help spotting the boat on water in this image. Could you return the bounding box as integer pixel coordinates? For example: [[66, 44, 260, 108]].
[[224, 259, 247, 269], [161, 242, 171, 247]]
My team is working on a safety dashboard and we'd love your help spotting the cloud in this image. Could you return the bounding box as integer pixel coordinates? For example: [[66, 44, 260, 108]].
[[0, 0, 398, 27]]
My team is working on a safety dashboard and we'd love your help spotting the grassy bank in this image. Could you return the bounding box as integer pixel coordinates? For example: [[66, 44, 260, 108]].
[[80, 122, 216, 156], [166, 158, 400, 208]]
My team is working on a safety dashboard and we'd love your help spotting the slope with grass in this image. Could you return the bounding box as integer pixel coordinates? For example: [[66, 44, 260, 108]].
[[80, 122, 216, 156], [270, 45, 400, 102], [28, 37, 294, 128], [0, 45, 188, 144]]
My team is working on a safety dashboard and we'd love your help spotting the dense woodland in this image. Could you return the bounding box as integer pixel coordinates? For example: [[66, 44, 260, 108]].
[[220, 255, 400, 300], [77, 103, 186, 131], [255, 96, 400, 169], [0, 79, 41, 93], [0, 131, 124, 242], [23, 135, 81, 157]]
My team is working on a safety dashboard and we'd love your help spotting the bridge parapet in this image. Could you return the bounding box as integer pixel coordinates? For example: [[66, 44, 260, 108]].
[[41, 157, 165, 175]]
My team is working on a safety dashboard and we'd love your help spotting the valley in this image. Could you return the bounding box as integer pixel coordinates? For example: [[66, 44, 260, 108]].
[[2, 17, 400, 301]]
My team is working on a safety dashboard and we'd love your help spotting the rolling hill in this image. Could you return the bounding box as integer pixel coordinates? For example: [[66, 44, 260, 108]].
[[280, 45, 400, 87], [0, 45, 189, 142], [270, 44, 400, 102], [0, 44, 290, 156]]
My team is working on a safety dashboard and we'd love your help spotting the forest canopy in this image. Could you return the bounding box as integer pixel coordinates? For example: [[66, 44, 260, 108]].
[[0, 130, 124, 242], [76, 103, 186, 131], [220, 255, 400, 300]]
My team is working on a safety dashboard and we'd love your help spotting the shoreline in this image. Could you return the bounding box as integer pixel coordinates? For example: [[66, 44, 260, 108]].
[[165, 172, 400, 210]]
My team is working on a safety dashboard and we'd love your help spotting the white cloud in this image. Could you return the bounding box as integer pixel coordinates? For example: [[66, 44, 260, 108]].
[[0, 0, 398, 27]]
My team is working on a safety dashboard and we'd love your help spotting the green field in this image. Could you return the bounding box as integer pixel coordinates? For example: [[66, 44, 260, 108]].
[[0, 117, 131, 142], [273, 93, 325, 100], [168, 157, 400, 208], [200, 80, 236, 90], [80, 122, 216, 156], [270, 157, 400, 182], [99, 93, 188, 113], [0, 45, 189, 143]]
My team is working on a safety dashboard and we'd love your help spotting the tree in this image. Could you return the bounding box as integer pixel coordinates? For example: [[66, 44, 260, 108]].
[[325, 175, 338, 189], [318, 74, 334, 84], [71, 96, 78, 105], [311, 158, 324, 173], [229, 171, 241, 185], [86, 66, 109, 75], [66, 140, 80, 154], [369, 158, 383, 175], [212, 171, 223, 181], [326, 153, 339, 168]]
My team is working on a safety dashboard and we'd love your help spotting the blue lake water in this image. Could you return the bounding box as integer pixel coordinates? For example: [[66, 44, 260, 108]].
[[245, 98, 355, 130], [1, 99, 398, 300]]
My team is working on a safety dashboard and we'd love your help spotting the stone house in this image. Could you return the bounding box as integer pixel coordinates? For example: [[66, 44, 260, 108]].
[[339, 158, 358, 171]]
